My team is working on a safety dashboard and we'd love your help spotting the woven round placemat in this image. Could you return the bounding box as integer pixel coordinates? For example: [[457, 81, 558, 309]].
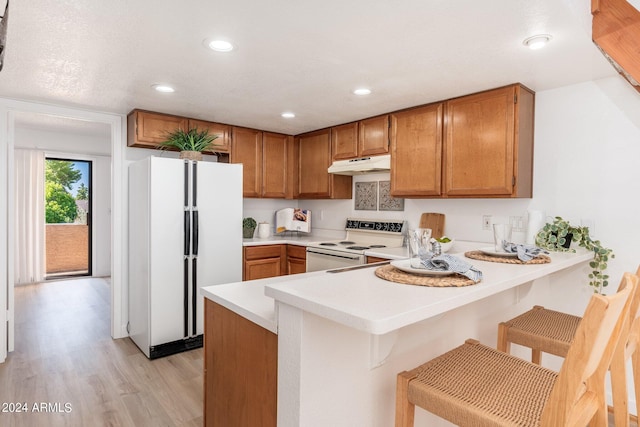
[[464, 251, 551, 265], [375, 264, 477, 287]]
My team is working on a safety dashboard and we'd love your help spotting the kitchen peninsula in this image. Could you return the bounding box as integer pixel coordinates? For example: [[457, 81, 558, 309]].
[[201, 244, 593, 427]]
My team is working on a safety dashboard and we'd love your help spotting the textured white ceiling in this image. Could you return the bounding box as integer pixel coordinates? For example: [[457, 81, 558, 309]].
[[0, 0, 619, 135]]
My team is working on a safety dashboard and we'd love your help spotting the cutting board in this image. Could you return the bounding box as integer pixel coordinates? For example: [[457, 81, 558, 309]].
[[419, 213, 445, 239]]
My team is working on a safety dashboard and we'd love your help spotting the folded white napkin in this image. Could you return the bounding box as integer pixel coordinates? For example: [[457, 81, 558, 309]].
[[502, 242, 548, 262], [420, 253, 483, 283]]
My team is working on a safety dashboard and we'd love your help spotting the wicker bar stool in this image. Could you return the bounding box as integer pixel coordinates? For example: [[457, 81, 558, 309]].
[[395, 273, 638, 427], [497, 266, 640, 427]]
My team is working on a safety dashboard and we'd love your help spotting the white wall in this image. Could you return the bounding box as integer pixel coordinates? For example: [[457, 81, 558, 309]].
[[14, 127, 112, 277]]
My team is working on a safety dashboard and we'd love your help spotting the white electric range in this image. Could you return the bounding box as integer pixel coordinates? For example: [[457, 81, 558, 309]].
[[306, 218, 406, 272]]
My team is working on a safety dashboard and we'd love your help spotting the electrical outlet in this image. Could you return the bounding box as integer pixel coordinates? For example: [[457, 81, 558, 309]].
[[510, 216, 525, 232], [482, 215, 492, 230]]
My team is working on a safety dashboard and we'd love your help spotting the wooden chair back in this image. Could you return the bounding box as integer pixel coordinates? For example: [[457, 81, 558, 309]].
[[540, 272, 639, 426]]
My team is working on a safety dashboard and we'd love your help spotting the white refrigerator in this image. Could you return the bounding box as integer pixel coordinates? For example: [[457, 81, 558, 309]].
[[128, 156, 242, 359]]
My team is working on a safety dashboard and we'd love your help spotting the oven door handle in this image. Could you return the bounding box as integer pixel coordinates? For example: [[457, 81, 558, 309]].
[[306, 249, 362, 260]]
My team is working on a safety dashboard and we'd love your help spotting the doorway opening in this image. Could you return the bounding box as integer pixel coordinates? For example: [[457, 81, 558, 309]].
[[44, 157, 92, 279]]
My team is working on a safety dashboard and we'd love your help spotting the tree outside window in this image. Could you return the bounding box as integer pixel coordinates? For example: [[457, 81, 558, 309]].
[[45, 160, 87, 224]]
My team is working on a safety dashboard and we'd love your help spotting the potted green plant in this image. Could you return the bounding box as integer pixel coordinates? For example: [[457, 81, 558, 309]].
[[243, 217, 257, 239], [158, 127, 219, 161], [535, 216, 614, 293]]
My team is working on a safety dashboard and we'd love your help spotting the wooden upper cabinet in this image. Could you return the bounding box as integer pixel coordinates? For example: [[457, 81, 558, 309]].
[[188, 119, 231, 153], [297, 129, 352, 199], [127, 110, 188, 148], [359, 115, 389, 157], [331, 122, 359, 160], [331, 115, 390, 161], [231, 127, 263, 198], [390, 104, 443, 197], [443, 84, 534, 198], [262, 132, 289, 198]]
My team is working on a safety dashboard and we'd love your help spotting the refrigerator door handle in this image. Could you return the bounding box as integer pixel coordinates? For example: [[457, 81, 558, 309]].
[[184, 210, 191, 256], [183, 160, 189, 206], [192, 257, 198, 336], [192, 161, 198, 208], [183, 258, 189, 337], [192, 210, 199, 256]]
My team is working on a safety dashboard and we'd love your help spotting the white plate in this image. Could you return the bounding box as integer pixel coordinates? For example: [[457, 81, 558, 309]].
[[479, 246, 519, 257], [390, 259, 454, 276]]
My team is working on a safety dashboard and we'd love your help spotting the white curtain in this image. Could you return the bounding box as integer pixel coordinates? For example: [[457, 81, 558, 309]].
[[14, 149, 45, 285]]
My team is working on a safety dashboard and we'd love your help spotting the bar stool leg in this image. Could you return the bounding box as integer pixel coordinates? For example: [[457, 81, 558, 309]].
[[497, 322, 510, 353], [395, 371, 416, 427], [532, 348, 542, 365], [632, 349, 640, 422], [611, 343, 630, 427]]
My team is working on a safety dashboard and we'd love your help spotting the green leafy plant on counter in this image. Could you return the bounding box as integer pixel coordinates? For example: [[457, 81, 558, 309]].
[[158, 127, 219, 152], [243, 217, 257, 238], [535, 216, 614, 294]]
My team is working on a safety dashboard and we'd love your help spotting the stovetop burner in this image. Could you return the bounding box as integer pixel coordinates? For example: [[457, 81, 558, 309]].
[[346, 246, 370, 251], [368, 244, 387, 248], [319, 242, 338, 246], [339, 241, 356, 245]]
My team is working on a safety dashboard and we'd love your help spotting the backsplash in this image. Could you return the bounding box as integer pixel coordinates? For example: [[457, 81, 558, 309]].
[[243, 172, 535, 244]]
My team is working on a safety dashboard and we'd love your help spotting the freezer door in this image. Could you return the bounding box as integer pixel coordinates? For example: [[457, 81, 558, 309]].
[[147, 157, 190, 347]]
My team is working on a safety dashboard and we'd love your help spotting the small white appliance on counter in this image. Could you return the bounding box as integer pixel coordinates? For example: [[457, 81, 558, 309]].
[[306, 218, 406, 272], [128, 156, 242, 359]]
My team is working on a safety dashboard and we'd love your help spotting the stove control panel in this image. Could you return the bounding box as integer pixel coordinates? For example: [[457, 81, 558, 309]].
[[345, 219, 404, 233]]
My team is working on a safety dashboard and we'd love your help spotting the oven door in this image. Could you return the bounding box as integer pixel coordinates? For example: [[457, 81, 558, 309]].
[[306, 247, 365, 272]]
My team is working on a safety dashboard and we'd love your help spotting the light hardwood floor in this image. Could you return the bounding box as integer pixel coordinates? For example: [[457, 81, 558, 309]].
[[0, 278, 203, 427]]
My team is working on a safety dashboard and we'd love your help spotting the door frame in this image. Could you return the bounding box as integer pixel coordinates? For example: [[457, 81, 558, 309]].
[[0, 98, 126, 362]]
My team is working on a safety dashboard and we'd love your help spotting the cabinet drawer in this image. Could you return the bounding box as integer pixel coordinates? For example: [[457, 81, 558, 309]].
[[286, 245, 307, 260], [244, 245, 284, 260]]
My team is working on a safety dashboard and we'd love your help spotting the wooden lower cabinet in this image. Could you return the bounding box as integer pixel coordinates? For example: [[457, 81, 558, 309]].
[[204, 299, 277, 427], [244, 244, 308, 279], [286, 244, 307, 274], [243, 245, 286, 281]]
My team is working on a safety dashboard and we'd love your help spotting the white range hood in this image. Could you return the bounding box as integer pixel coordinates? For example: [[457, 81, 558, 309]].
[[327, 154, 390, 175]]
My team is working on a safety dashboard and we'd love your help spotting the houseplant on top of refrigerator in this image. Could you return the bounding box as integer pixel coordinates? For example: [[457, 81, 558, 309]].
[[535, 216, 614, 294], [158, 127, 219, 161]]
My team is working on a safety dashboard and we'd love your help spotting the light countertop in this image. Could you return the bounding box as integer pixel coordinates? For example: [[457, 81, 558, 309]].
[[202, 241, 593, 336], [242, 234, 334, 247]]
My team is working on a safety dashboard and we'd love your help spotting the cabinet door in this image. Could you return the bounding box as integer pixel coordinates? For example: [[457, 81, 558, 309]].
[[286, 245, 307, 274], [244, 258, 282, 280], [390, 104, 443, 197], [359, 115, 389, 157], [189, 119, 231, 153], [331, 122, 359, 160], [231, 127, 263, 198], [243, 245, 285, 280], [262, 132, 288, 198], [127, 110, 188, 148], [443, 86, 516, 197], [298, 129, 352, 199]]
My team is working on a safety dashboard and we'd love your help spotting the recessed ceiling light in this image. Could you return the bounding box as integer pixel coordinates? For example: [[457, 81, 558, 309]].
[[353, 88, 372, 96], [281, 112, 296, 118], [152, 84, 175, 93], [207, 39, 235, 52], [523, 34, 552, 50]]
